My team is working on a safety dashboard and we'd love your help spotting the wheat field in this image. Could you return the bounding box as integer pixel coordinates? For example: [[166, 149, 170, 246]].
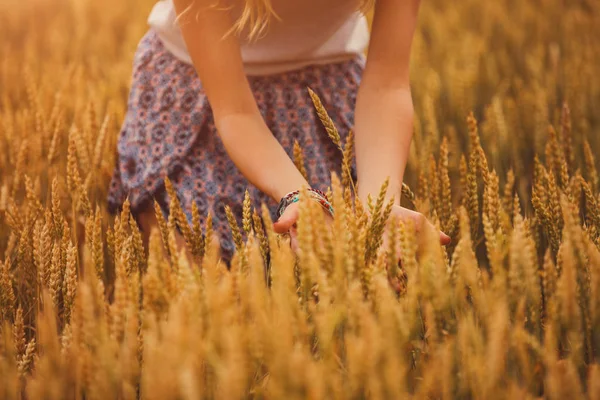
[[1, 0, 600, 398]]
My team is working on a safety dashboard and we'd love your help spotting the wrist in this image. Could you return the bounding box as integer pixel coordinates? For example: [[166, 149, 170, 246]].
[[277, 188, 334, 219], [269, 180, 308, 204]]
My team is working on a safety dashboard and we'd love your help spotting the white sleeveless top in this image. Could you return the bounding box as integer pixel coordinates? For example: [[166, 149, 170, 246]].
[[148, 0, 370, 76]]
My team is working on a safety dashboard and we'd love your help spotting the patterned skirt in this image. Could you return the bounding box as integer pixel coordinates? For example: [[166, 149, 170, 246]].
[[107, 30, 363, 263]]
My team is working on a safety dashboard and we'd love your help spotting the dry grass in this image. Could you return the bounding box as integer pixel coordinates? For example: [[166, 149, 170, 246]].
[[1, 0, 600, 398]]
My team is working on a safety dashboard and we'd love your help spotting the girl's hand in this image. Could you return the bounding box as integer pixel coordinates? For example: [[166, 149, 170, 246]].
[[273, 201, 451, 254], [273, 201, 335, 253], [273, 202, 301, 252], [388, 205, 451, 246], [382, 205, 450, 294]]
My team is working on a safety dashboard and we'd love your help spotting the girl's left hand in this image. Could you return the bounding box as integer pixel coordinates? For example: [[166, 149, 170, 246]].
[[388, 204, 451, 246]]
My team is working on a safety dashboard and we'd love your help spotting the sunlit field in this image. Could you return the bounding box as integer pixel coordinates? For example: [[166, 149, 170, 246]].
[[1, 0, 600, 398]]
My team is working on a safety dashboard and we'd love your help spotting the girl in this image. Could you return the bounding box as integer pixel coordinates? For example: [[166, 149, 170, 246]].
[[108, 0, 451, 263]]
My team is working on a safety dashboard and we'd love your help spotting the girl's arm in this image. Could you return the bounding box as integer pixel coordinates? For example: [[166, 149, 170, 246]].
[[354, 0, 420, 206], [172, 0, 308, 202]]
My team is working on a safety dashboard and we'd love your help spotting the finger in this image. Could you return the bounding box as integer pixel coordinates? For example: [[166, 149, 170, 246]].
[[424, 219, 451, 246], [290, 233, 299, 253], [273, 205, 299, 234], [440, 231, 451, 245]]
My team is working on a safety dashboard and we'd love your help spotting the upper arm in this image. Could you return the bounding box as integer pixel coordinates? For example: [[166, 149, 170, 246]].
[[172, 0, 259, 121], [363, 0, 421, 88]]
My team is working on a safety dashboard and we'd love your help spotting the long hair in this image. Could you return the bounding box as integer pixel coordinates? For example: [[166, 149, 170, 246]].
[[235, 0, 276, 40], [178, 0, 375, 42]]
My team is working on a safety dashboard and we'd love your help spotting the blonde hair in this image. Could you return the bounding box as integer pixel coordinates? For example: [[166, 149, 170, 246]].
[[234, 0, 278, 41], [179, 0, 375, 42]]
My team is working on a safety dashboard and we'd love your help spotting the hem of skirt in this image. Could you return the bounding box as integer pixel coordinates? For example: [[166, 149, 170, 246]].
[[107, 166, 179, 222]]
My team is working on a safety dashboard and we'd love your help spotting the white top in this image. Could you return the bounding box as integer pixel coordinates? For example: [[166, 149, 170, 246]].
[[148, 0, 370, 76]]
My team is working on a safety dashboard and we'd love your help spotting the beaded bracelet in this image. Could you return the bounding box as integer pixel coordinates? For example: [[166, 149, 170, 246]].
[[276, 188, 334, 220]]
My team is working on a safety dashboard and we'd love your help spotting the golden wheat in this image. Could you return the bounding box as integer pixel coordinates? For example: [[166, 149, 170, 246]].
[[1, 0, 600, 398]]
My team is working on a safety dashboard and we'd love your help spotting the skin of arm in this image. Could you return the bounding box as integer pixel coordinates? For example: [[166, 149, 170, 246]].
[[172, 0, 308, 203], [355, 0, 450, 244], [354, 0, 420, 206]]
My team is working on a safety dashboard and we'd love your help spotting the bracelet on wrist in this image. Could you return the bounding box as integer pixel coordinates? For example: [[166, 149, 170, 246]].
[[276, 188, 334, 220]]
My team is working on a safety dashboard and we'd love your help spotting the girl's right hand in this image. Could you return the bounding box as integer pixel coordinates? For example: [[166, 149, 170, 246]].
[[273, 202, 305, 253]]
